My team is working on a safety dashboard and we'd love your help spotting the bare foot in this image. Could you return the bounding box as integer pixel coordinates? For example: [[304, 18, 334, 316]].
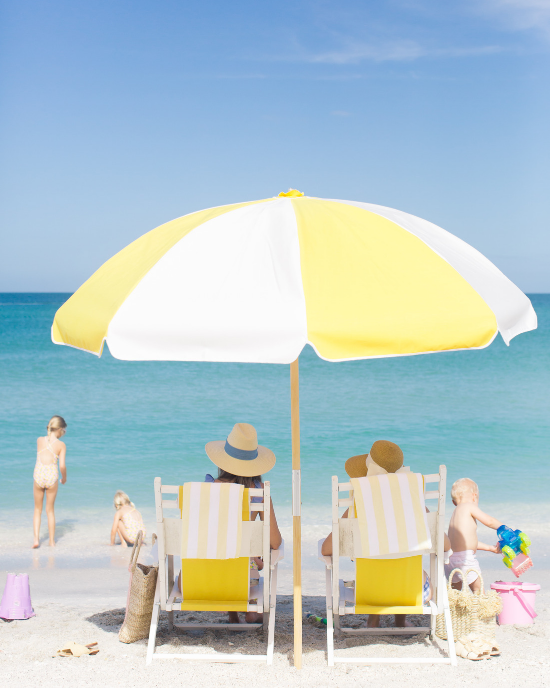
[[394, 615, 414, 627], [228, 612, 242, 624], [49, 540, 56, 547], [120, 539, 128, 548], [367, 615, 381, 628], [245, 612, 263, 623], [32, 541, 40, 549]]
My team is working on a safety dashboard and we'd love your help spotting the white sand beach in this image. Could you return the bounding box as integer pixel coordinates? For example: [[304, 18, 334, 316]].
[[1, 529, 548, 688]]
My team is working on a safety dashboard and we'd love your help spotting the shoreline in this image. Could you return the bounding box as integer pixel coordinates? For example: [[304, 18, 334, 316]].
[[2, 504, 549, 573]]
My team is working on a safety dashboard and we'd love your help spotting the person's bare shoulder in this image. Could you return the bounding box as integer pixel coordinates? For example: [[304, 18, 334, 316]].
[[451, 502, 476, 526], [464, 502, 477, 519]]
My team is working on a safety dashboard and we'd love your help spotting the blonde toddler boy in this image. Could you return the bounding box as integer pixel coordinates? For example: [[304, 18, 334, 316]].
[[446, 478, 502, 591]]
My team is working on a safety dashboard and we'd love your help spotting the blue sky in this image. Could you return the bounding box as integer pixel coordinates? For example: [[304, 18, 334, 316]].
[[1, 0, 549, 291]]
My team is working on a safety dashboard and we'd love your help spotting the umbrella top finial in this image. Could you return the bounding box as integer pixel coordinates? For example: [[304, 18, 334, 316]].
[[278, 189, 304, 197]]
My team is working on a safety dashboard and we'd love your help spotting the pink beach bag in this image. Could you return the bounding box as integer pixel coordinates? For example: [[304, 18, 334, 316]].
[[490, 581, 540, 626]]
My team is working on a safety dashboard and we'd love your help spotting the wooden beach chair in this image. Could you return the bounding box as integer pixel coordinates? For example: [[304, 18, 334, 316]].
[[319, 465, 457, 666], [147, 477, 283, 665]]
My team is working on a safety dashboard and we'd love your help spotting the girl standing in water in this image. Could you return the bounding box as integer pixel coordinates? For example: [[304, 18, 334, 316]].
[[33, 415, 67, 548]]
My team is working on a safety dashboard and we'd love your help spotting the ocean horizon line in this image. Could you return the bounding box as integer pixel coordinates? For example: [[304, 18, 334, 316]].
[[2, 291, 550, 297]]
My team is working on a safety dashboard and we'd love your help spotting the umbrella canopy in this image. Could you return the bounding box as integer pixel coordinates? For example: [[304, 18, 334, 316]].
[[52, 191, 536, 361], [51, 190, 537, 669]]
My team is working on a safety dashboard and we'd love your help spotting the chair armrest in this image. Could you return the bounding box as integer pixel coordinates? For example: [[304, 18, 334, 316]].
[[167, 575, 180, 605], [318, 538, 332, 568], [270, 539, 284, 566], [150, 535, 159, 564]]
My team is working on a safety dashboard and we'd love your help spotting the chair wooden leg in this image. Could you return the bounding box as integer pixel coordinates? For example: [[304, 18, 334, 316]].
[[444, 606, 457, 666], [325, 566, 335, 667], [266, 564, 278, 665], [146, 602, 160, 665], [263, 571, 269, 633], [442, 585, 457, 666]]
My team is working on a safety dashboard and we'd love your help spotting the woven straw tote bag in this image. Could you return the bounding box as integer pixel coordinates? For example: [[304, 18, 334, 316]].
[[469, 572, 502, 642], [119, 531, 159, 643], [436, 567, 502, 642]]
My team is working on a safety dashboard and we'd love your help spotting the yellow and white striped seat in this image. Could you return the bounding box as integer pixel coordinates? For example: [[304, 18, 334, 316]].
[[146, 478, 283, 665], [319, 465, 457, 666]]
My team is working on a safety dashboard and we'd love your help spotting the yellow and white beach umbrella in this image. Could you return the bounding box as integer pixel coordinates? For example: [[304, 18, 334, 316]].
[[53, 190, 536, 361], [52, 190, 537, 667]]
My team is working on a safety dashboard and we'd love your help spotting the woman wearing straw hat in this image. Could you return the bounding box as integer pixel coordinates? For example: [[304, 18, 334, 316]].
[[321, 440, 432, 628], [205, 422, 282, 623]]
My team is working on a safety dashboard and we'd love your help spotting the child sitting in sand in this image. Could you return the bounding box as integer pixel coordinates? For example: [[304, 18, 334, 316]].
[[445, 478, 502, 591], [110, 491, 146, 547]]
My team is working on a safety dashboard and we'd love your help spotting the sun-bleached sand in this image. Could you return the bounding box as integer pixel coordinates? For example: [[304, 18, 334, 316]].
[[1, 553, 548, 688]]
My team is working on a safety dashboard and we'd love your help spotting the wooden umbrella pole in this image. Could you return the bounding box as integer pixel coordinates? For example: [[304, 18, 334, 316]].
[[290, 358, 302, 669]]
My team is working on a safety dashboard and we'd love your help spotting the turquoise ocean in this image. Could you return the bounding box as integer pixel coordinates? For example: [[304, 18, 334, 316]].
[[1, 293, 549, 572]]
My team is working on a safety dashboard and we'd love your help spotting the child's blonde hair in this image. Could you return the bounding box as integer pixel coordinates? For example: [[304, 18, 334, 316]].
[[114, 490, 135, 510], [47, 415, 67, 435], [451, 478, 479, 502]]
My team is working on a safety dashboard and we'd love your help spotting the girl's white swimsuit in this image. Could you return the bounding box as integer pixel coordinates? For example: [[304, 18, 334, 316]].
[[33, 437, 59, 489]]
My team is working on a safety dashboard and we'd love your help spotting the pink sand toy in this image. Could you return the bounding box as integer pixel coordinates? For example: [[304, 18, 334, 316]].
[[0, 573, 36, 620], [509, 553, 533, 577], [491, 581, 540, 626]]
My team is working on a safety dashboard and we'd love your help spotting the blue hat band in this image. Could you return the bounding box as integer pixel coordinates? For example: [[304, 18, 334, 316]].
[[224, 440, 259, 461]]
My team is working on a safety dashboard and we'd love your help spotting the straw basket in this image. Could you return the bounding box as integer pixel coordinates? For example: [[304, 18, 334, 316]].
[[436, 568, 502, 641], [119, 531, 159, 643]]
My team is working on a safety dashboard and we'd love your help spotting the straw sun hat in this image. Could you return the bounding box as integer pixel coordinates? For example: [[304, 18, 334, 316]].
[[345, 440, 404, 478], [205, 423, 276, 478]]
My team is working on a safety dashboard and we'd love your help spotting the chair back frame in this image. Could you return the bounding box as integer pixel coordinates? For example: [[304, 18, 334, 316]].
[[331, 466, 447, 615], [147, 476, 282, 665], [321, 464, 456, 666], [154, 477, 271, 614]]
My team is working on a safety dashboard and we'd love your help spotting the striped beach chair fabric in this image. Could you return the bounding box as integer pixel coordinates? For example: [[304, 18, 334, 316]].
[[147, 477, 283, 665], [319, 465, 457, 666], [350, 473, 432, 557]]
